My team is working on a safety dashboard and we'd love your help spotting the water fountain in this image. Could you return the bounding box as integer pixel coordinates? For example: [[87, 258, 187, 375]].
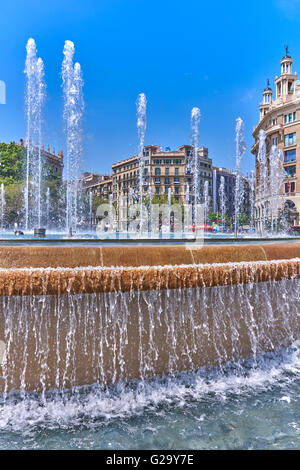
[[0, 183, 5, 230], [168, 187, 172, 234], [147, 185, 152, 235], [45, 187, 50, 229], [203, 180, 209, 230], [89, 191, 93, 228], [234, 117, 246, 236], [257, 129, 267, 234], [219, 176, 226, 232], [2, 38, 300, 451], [1, 242, 300, 394], [250, 170, 255, 230], [269, 146, 286, 232], [190, 107, 201, 217], [62, 40, 84, 233], [109, 193, 114, 231], [136, 93, 147, 235], [24, 38, 46, 231]]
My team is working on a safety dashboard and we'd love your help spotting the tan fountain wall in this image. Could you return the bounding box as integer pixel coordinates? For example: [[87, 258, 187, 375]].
[[0, 242, 299, 393], [0, 243, 300, 296]]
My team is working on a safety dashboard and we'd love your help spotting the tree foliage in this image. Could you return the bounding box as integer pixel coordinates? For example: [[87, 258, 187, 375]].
[[0, 142, 25, 184]]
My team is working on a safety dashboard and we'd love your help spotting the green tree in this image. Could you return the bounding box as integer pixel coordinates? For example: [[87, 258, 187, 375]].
[[0, 142, 25, 184], [237, 213, 249, 226], [208, 211, 221, 222], [4, 182, 24, 225]]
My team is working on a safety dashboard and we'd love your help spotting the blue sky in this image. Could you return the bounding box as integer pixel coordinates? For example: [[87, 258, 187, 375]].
[[1, 0, 300, 175]]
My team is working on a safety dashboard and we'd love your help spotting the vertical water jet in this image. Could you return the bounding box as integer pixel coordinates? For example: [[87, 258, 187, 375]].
[[62, 41, 84, 233], [234, 117, 246, 236], [24, 38, 46, 230], [136, 93, 147, 235]]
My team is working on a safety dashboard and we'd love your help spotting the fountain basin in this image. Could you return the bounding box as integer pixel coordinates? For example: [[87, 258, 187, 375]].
[[0, 242, 299, 393]]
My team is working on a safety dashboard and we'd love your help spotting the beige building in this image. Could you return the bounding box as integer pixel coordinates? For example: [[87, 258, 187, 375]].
[[252, 49, 300, 229], [112, 144, 213, 204], [80, 172, 113, 200]]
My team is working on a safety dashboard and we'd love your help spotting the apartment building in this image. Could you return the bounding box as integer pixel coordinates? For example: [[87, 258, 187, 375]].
[[112, 144, 213, 204]]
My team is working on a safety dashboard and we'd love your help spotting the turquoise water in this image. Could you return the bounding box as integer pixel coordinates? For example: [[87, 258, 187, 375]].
[[1, 343, 300, 450]]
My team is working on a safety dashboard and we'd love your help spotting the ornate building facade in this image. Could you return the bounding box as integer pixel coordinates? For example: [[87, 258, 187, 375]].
[[252, 49, 300, 230]]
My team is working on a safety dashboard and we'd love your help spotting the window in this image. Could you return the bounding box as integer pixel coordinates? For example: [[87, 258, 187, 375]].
[[165, 186, 170, 193], [286, 165, 296, 177], [165, 177, 170, 184], [284, 112, 297, 124], [175, 187, 179, 194], [174, 177, 180, 183], [144, 168, 148, 175], [155, 177, 161, 184], [155, 168, 160, 175], [285, 182, 296, 193], [175, 167, 179, 175], [285, 149, 296, 162], [165, 168, 169, 175], [155, 187, 160, 194], [285, 133, 296, 147]]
